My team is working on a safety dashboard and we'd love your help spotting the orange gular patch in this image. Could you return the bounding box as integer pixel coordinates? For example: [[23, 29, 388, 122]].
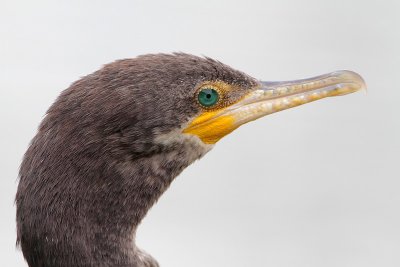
[[183, 109, 237, 144], [183, 80, 247, 144]]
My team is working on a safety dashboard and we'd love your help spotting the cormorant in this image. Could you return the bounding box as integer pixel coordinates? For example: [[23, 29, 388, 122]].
[[16, 53, 365, 267]]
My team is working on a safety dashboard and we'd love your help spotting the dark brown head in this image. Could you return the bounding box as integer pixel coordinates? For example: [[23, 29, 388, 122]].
[[16, 53, 364, 267]]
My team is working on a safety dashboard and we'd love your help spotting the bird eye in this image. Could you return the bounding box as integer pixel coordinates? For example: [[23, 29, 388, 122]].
[[198, 88, 219, 107]]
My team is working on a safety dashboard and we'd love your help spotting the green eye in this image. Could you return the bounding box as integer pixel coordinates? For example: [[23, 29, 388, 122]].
[[198, 88, 219, 107]]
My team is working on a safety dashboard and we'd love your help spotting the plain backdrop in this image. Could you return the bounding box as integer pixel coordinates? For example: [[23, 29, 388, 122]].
[[1, 0, 399, 266]]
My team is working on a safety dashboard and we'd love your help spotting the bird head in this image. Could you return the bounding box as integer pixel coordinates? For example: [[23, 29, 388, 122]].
[[82, 53, 364, 161]]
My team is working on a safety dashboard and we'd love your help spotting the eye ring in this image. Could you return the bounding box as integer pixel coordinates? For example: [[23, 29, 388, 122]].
[[197, 87, 220, 108]]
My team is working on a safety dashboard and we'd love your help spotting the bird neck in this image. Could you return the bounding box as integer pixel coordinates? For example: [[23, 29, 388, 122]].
[[74, 150, 195, 266], [18, 133, 210, 267], [78, 142, 209, 266]]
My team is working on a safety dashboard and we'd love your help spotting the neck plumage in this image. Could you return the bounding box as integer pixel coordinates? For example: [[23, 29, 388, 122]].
[[17, 127, 210, 267]]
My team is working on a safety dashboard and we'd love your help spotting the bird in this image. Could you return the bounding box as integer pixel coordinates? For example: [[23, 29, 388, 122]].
[[16, 53, 365, 267]]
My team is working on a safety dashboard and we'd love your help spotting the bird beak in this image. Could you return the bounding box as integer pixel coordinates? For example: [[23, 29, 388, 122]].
[[184, 70, 366, 144], [227, 70, 366, 126]]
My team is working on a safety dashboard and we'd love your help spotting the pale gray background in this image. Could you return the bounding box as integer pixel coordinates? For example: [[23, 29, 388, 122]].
[[1, 0, 399, 266]]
